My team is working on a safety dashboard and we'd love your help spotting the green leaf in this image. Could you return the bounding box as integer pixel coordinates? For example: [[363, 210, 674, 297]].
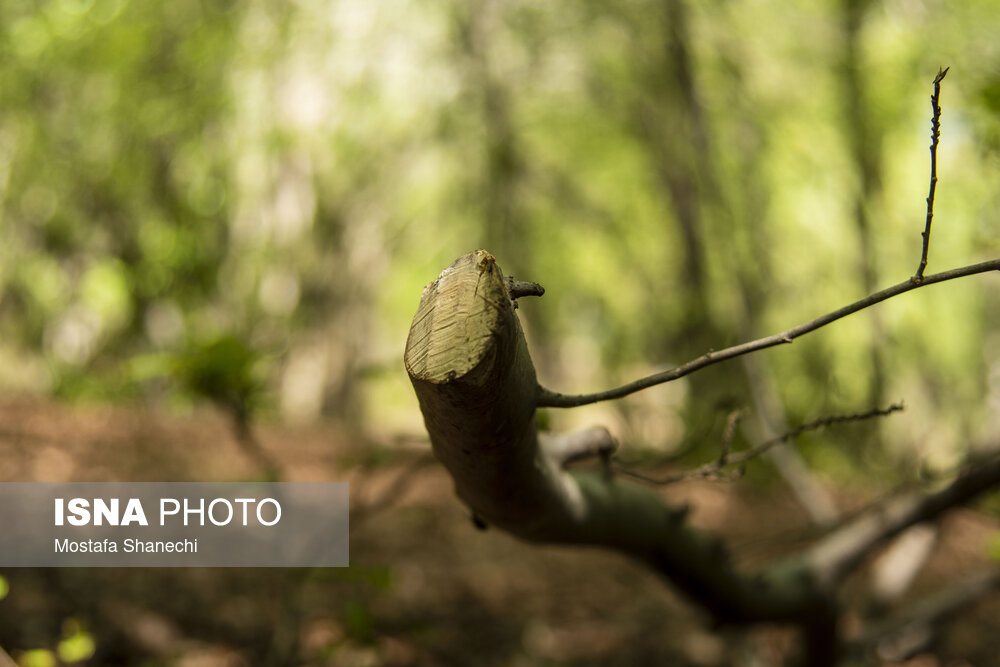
[[988, 533, 1000, 562], [172, 335, 261, 414], [57, 618, 97, 663], [19, 650, 57, 667]]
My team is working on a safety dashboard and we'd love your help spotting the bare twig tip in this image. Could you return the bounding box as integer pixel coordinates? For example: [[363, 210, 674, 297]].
[[915, 68, 947, 280]]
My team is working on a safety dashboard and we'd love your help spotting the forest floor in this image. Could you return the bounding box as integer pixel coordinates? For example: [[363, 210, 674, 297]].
[[0, 397, 998, 667]]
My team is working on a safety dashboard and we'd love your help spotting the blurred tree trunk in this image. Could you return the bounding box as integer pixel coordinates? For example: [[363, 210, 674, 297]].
[[453, 0, 556, 375], [842, 0, 886, 406], [634, 0, 720, 353], [455, 0, 527, 279]]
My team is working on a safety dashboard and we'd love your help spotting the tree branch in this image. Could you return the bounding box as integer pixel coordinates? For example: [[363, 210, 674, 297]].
[[802, 450, 1000, 590], [851, 569, 1000, 662], [404, 251, 832, 627], [537, 258, 1000, 407], [538, 68, 967, 409], [542, 426, 617, 470], [404, 69, 993, 665], [405, 251, 1000, 667], [868, 523, 939, 607], [615, 403, 903, 485]]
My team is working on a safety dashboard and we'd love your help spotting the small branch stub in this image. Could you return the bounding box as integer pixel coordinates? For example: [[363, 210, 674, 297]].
[[505, 276, 545, 308]]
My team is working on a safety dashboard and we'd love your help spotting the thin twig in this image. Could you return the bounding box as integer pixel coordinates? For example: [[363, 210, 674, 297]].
[[537, 258, 1000, 408], [615, 403, 903, 485], [717, 408, 746, 467], [611, 410, 748, 485], [915, 67, 949, 281]]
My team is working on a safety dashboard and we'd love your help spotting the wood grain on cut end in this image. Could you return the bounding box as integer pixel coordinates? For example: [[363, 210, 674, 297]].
[[404, 250, 509, 383]]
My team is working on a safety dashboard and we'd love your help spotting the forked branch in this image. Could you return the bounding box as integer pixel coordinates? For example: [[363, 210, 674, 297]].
[[404, 70, 996, 667]]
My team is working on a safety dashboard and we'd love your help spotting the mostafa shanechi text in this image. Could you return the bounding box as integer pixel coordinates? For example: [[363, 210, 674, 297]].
[[55, 538, 198, 553]]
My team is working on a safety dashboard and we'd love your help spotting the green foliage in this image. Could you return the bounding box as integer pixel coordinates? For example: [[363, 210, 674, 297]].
[[342, 600, 377, 645], [56, 618, 97, 663], [5, 618, 96, 667], [0, 0, 998, 478], [172, 335, 262, 417], [312, 563, 395, 593], [18, 650, 56, 667], [989, 533, 1000, 563]]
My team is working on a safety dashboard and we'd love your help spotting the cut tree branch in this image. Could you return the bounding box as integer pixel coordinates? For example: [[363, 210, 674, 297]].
[[537, 258, 1000, 407], [405, 251, 1000, 667], [404, 70, 993, 666], [404, 251, 829, 627]]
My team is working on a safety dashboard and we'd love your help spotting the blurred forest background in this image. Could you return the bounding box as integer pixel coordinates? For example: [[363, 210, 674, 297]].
[[3, 0, 1000, 665], [3, 0, 1000, 461]]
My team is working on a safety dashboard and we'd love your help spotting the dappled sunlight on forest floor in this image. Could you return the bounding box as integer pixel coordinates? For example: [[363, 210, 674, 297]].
[[0, 398, 998, 666]]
